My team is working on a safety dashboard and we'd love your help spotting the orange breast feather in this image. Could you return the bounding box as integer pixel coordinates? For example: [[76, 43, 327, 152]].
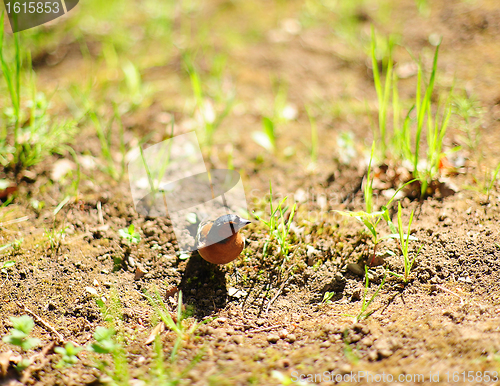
[[198, 233, 245, 264]]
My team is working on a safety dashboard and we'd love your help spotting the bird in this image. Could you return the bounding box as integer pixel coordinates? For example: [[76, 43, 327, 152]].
[[196, 214, 251, 264]]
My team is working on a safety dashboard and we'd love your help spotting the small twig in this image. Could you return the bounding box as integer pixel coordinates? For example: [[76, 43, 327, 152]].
[[435, 284, 465, 303], [17, 302, 65, 343], [21, 342, 55, 384], [265, 290, 282, 315], [247, 324, 285, 334], [435, 284, 488, 309], [265, 273, 293, 315], [0, 216, 29, 228], [97, 201, 104, 225], [369, 242, 378, 266], [230, 323, 255, 330]]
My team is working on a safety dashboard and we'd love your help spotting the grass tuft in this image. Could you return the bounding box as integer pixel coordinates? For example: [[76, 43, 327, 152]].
[[253, 181, 297, 263], [370, 28, 454, 198], [0, 12, 76, 174]]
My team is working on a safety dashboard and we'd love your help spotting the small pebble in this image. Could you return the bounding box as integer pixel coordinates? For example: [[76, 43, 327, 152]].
[[267, 334, 280, 344], [279, 329, 288, 339], [322, 324, 337, 334], [232, 335, 244, 345], [347, 263, 364, 276], [367, 350, 378, 361], [338, 363, 352, 374], [374, 338, 394, 358], [98, 254, 109, 262], [277, 358, 291, 368], [85, 287, 98, 296], [378, 348, 393, 358], [256, 318, 266, 326], [353, 323, 369, 335], [351, 288, 362, 301]]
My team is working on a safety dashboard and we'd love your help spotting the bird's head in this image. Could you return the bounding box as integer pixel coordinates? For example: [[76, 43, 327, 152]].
[[208, 214, 251, 242]]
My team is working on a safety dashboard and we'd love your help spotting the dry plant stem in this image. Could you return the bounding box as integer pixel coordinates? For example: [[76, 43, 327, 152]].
[[0, 216, 29, 228], [265, 274, 293, 315], [97, 201, 104, 225], [230, 323, 255, 330], [145, 322, 166, 345], [246, 325, 285, 334], [435, 285, 464, 303], [21, 342, 56, 384], [435, 284, 487, 309], [17, 302, 65, 343], [369, 243, 378, 266]]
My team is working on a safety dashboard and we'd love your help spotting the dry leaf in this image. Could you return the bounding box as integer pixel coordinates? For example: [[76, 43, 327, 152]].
[[165, 286, 178, 298], [134, 264, 147, 280], [0, 180, 17, 201], [145, 322, 165, 345], [0, 350, 13, 377]]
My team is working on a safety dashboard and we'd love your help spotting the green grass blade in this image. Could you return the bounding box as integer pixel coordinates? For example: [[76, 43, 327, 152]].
[[262, 117, 276, 150], [364, 142, 375, 213]]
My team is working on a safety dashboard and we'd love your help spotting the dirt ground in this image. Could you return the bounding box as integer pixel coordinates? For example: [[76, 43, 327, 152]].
[[1, 0, 500, 385]]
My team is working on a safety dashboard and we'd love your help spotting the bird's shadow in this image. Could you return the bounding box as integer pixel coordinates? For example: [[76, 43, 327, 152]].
[[179, 252, 228, 319]]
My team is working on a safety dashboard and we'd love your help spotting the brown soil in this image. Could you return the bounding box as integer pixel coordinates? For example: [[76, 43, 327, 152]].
[[1, 0, 500, 385]]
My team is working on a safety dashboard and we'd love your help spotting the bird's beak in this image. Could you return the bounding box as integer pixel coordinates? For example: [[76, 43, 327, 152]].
[[236, 219, 252, 230]]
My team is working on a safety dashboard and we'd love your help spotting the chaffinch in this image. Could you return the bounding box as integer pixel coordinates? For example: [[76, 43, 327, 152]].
[[196, 214, 251, 264]]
